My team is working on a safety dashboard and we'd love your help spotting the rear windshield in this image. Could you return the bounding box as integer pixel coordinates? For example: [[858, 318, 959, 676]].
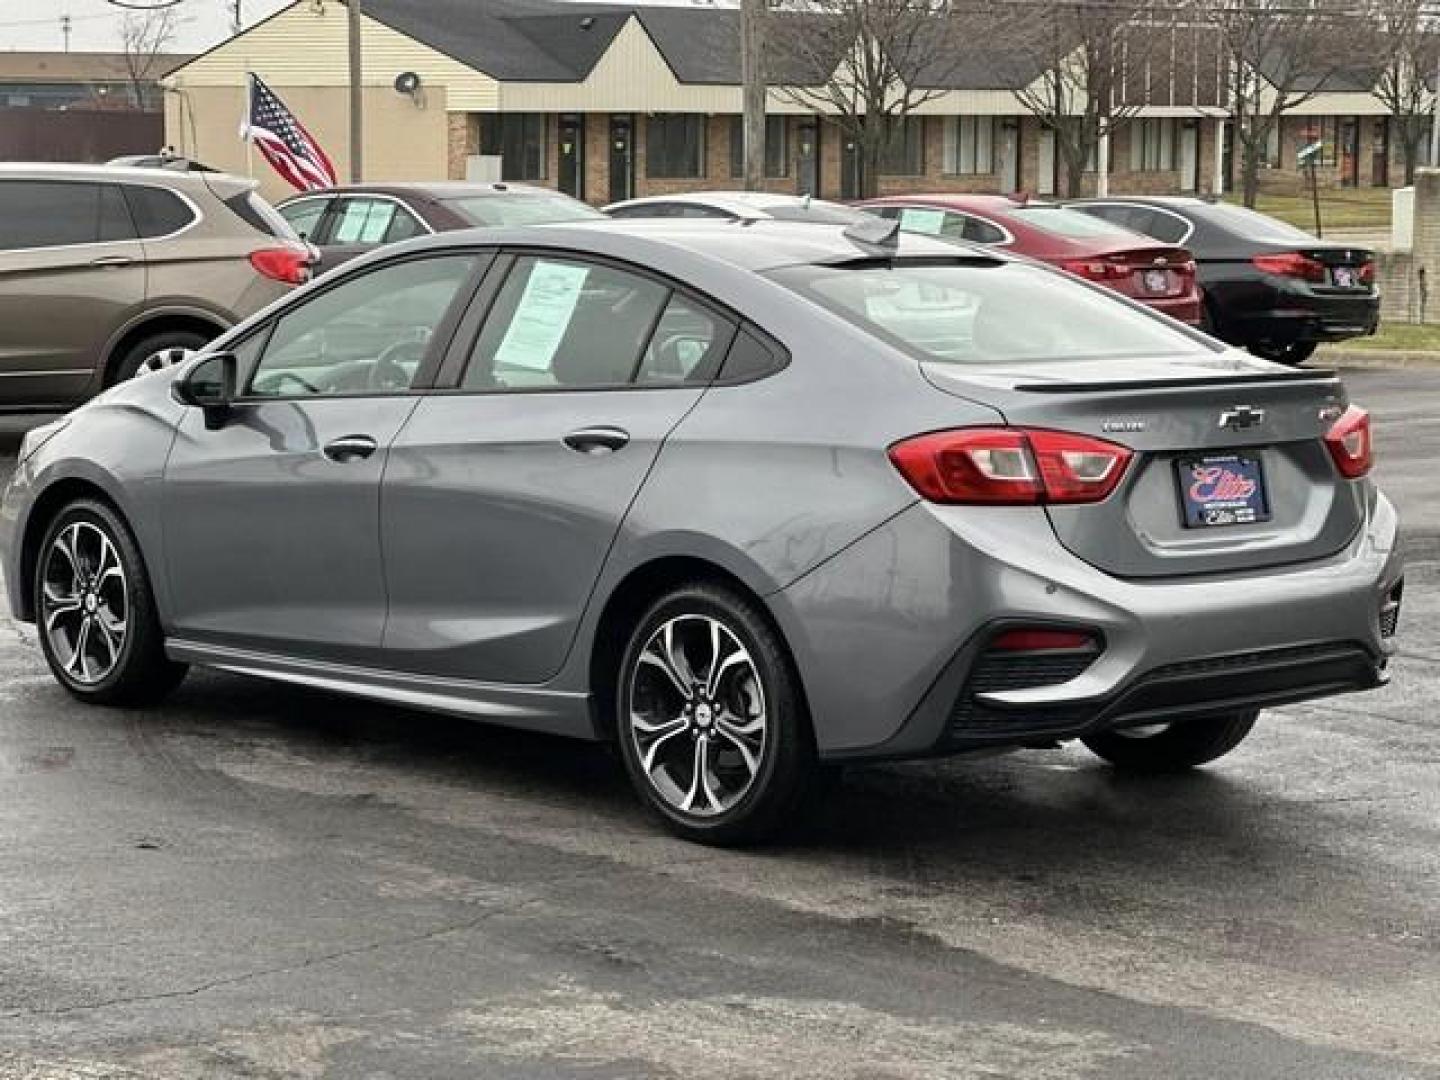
[[1008, 205, 1144, 240], [768, 260, 1212, 365], [1198, 202, 1317, 242], [444, 194, 604, 227]]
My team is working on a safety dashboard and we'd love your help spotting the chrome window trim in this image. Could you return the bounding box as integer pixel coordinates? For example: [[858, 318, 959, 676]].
[[0, 176, 203, 253], [1075, 200, 1196, 247], [882, 203, 1016, 248]]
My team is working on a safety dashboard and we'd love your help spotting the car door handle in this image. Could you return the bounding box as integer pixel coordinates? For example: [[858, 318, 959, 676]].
[[89, 255, 134, 268], [563, 426, 630, 455], [323, 434, 378, 462]]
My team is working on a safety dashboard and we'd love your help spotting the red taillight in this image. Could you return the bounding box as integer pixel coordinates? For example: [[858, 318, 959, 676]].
[[1062, 258, 1128, 281], [1358, 259, 1376, 285], [1324, 405, 1373, 479], [990, 628, 1097, 652], [249, 247, 311, 285], [888, 428, 1132, 505], [1252, 251, 1327, 283]]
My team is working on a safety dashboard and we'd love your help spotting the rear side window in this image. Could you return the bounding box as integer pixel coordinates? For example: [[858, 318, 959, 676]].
[[768, 261, 1211, 365], [123, 184, 196, 238], [223, 191, 297, 239], [718, 327, 787, 382], [0, 180, 135, 249], [279, 198, 329, 241], [1009, 206, 1142, 241]]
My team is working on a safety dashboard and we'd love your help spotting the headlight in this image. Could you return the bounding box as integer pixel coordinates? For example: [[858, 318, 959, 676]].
[[18, 418, 69, 464]]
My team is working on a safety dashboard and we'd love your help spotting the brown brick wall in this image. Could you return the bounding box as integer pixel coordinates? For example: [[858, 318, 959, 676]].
[[446, 112, 478, 181]]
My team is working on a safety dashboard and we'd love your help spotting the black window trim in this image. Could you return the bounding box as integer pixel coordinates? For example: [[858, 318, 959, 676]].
[[212, 249, 496, 404], [437, 245, 744, 396]]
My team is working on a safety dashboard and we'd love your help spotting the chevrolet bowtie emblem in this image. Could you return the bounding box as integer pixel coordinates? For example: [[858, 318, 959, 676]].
[[1218, 406, 1266, 431]]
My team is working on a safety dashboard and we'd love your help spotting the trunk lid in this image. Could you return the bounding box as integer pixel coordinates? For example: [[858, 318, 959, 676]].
[[923, 354, 1363, 578]]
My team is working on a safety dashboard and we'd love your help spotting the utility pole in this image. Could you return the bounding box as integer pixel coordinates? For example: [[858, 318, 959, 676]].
[[1431, 51, 1440, 170], [739, 0, 765, 191], [60, 13, 72, 52], [347, 0, 364, 182], [231, 0, 242, 35]]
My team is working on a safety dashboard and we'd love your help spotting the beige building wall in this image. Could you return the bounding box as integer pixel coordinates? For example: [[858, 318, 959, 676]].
[[165, 83, 450, 203]]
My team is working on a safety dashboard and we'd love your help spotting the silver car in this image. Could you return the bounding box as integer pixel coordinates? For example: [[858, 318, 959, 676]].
[[0, 220, 1404, 845]]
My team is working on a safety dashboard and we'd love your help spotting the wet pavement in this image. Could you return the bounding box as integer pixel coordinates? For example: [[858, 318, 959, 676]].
[[0, 367, 1436, 1078]]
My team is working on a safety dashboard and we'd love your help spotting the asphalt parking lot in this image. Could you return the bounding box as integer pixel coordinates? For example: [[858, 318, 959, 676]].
[[0, 367, 1436, 1079]]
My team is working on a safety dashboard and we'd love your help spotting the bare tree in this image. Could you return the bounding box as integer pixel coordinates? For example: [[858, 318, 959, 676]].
[[766, 0, 984, 198], [1362, 0, 1440, 185], [120, 6, 179, 111], [1008, 0, 1162, 198], [1195, 0, 1351, 207]]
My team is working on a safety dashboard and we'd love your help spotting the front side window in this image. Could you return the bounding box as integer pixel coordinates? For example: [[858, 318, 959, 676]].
[[768, 261, 1211, 366], [279, 198, 329, 241], [480, 114, 548, 181], [0, 180, 134, 250], [247, 255, 478, 397], [647, 115, 706, 179]]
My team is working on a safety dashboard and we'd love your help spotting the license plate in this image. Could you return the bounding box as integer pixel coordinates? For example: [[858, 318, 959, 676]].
[[1176, 453, 1271, 528], [1331, 266, 1357, 288], [1141, 268, 1170, 294]]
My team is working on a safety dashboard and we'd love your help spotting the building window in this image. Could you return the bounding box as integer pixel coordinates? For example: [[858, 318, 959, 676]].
[[729, 116, 789, 178], [1130, 118, 1176, 171], [880, 117, 925, 176], [646, 114, 706, 178], [480, 113, 547, 181], [944, 116, 994, 175]]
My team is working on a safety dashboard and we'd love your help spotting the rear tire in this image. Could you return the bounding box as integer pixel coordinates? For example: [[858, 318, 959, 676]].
[[615, 583, 815, 846], [1248, 340, 1317, 366], [109, 329, 210, 386], [34, 499, 187, 706], [1082, 711, 1258, 773]]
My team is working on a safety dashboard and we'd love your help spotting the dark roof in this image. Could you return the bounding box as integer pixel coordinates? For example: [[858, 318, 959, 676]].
[[174, 0, 1047, 88]]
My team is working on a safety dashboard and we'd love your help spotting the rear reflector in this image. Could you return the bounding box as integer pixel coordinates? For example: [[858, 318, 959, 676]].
[[1062, 258, 1129, 282], [889, 427, 1132, 505], [249, 247, 312, 285], [1252, 251, 1327, 283], [990, 628, 1097, 652], [1323, 405, 1373, 479]]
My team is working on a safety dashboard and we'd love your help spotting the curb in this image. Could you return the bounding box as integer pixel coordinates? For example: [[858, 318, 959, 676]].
[[1318, 348, 1440, 370]]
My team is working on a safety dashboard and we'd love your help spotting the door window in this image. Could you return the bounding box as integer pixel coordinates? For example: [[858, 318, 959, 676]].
[[123, 185, 196, 237], [279, 198, 329, 241], [464, 256, 719, 390], [0, 180, 135, 250], [329, 198, 414, 245], [247, 255, 478, 397]]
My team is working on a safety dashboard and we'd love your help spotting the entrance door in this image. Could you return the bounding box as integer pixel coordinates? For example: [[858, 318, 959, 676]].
[[840, 135, 861, 199], [1037, 127, 1056, 196], [1340, 117, 1360, 188], [558, 114, 584, 199], [608, 115, 634, 203], [1179, 122, 1199, 192], [1371, 118, 1390, 187], [998, 121, 1020, 194], [796, 118, 820, 195]]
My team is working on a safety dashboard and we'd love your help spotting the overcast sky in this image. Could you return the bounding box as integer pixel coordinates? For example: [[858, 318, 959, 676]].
[[0, 0, 291, 53]]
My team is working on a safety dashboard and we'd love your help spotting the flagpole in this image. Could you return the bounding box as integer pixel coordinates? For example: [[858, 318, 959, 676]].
[[243, 66, 255, 180]]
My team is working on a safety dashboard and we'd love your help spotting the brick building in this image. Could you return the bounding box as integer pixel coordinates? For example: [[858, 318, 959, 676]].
[[160, 0, 1420, 206]]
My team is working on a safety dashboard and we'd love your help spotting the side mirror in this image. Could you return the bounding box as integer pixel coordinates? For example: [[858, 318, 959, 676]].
[[176, 352, 238, 430]]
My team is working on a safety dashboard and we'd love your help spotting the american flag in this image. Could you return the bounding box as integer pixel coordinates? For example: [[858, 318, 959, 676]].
[[242, 73, 337, 192]]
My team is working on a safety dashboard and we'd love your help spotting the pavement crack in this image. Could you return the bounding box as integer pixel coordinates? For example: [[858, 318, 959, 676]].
[[0, 897, 546, 1020]]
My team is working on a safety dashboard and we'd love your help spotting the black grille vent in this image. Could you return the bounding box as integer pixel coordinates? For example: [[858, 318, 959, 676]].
[[1146, 643, 1358, 680], [1380, 580, 1403, 639], [950, 648, 1097, 734]]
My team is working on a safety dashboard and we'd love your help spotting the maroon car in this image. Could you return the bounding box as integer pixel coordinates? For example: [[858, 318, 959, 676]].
[[277, 182, 604, 270], [859, 194, 1202, 325]]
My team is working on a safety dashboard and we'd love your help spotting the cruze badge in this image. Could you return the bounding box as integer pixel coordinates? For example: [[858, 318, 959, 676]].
[[1218, 406, 1266, 431], [1101, 419, 1147, 433]]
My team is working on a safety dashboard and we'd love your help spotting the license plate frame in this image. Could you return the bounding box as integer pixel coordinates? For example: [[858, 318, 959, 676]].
[[1141, 268, 1170, 294], [1331, 265, 1357, 288], [1175, 452, 1272, 529]]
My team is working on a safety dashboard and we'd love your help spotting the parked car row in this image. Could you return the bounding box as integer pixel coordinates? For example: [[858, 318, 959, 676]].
[[1, 208, 1403, 843]]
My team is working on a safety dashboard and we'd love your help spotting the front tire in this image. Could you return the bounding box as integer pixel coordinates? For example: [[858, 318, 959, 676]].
[[615, 583, 815, 846], [1082, 711, 1258, 773], [34, 499, 187, 706], [110, 329, 210, 385]]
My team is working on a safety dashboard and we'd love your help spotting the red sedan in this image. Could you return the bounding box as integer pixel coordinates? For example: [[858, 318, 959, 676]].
[[858, 194, 1202, 325]]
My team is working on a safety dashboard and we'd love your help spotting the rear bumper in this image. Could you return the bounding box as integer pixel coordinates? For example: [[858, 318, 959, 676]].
[[1230, 295, 1380, 346], [1138, 293, 1202, 325], [775, 488, 1403, 761]]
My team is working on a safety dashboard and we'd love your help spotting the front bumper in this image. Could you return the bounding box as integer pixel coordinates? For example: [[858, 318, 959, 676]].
[[776, 489, 1402, 761]]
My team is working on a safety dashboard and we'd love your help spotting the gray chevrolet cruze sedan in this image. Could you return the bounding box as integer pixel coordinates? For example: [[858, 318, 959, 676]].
[[0, 220, 1404, 844]]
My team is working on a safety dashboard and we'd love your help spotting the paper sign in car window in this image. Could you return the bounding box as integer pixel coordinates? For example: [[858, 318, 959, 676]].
[[492, 260, 590, 372], [333, 200, 395, 243], [899, 208, 945, 236]]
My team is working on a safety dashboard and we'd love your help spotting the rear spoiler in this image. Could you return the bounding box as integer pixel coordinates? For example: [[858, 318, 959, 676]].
[[1014, 369, 1340, 394]]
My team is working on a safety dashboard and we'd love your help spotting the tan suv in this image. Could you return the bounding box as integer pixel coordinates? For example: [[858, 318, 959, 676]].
[[0, 163, 312, 410]]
